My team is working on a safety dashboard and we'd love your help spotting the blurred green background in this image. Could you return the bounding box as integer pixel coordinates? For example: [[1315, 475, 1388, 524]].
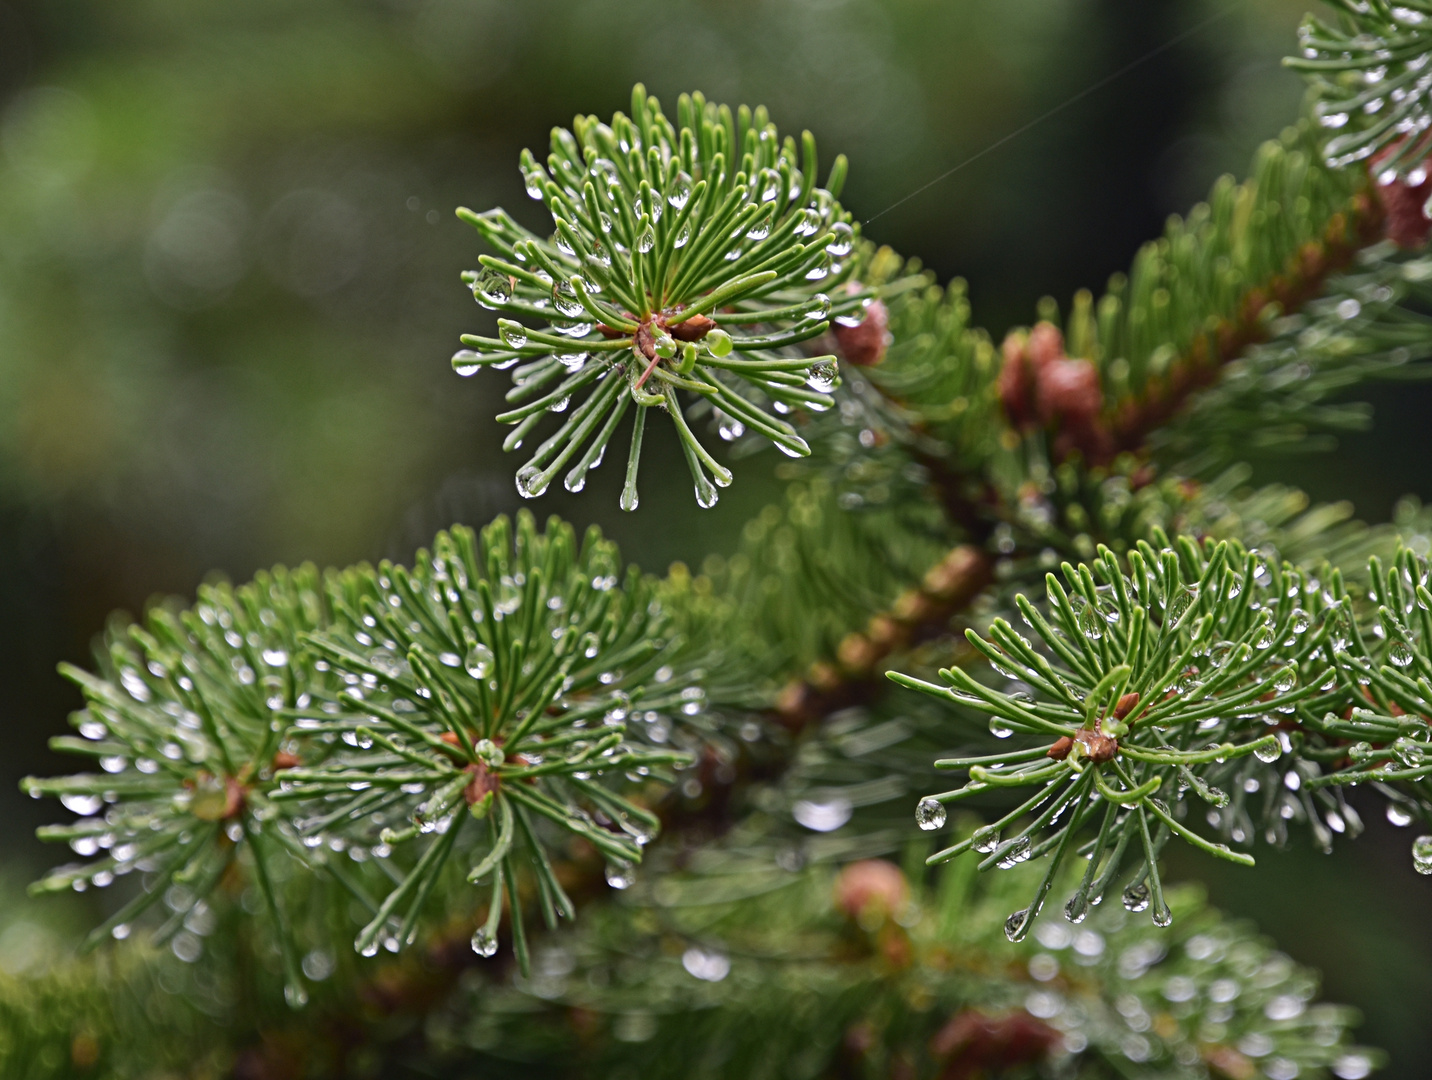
[[3, 0, 1431, 1073]]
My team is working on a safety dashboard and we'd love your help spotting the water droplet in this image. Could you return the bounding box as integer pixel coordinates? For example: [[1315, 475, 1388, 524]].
[[673, 219, 692, 247], [1209, 641, 1234, 667], [694, 475, 718, 509], [1004, 908, 1032, 942], [553, 281, 585, 318], [1252, 617, 1276, 650], [989, 718, 1014, 739], [516, 465, 548, 499], [667, 173, 692, 209], [471, 928, 499, 957], [605, 860, 636, 889], [1320, 111, 1349, 129], [806, 360, 839, 393], [61, 793, 103, 816], [499, 323, 528, 349], [1064, 893, 1088, 924], [284, 983, 309, 1009], [554, 349, 587, 370], [1272, 667, 1297, 693], [360, 939, 380, 958], [793, 798, 852, 832], [636, 224, 655, 253], [465, 643, 494, 678], [746, 213, 772, 241], [1151, 901, 1172, 927], [1072, 596, 1102, 640], [1165, 586, 1197, 627], [1413, 834, 1432, 874], [1391, 641, 1415, 667], [439, 651, 461, 668], [523, 170, 545, 200], [996, 836, 1031, 869], [1388, 803, 1413, 827], [1393, 736, 1424, 767], [1122, 882, 1150, 912], [1254, 740, 1282, 764], [717, 415, 745, 442], [915, 797, 946, 831], [473, 269, 512, 309], [825, 221, 854, 257], [1289, 609, 1311, 634]]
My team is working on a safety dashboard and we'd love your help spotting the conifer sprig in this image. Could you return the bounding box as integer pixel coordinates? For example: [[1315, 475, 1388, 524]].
[[456, 85, 868, 509], [893, 537, 1355, 941], [1288, 0, 1432, 175], [23, 514, 701, 998]]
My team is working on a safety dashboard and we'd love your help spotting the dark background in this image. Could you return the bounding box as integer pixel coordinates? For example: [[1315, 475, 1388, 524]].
[[2, 0, 1430, 1072]]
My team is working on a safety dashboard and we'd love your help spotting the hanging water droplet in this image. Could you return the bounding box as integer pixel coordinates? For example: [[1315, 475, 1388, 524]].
[[805, 293, 832, 320], [1252, 616, 1276, 650], [667, 172, 692, 209], [1004, 908, 1032, 942], [1073, 596, 1102, 640], [915, 797, 946, 831], [694, 475, 718, 509], [550, 395, 571, 413], [989, 718, 1014, 739], [806, 360, 839, 393], [1209, 641, 1234, 667], [717, 415, 745, 442], [825, 221, 854, 256], [453, 350, 481, 377], [499, 323, 528, 349], [637, 223, 656, 253], [1122, 882, 1150, 912], [1391, 641, 1415, 667], [523, 170, 545, 200], [1151, 901, 1172, 927], [515, 465, 548, 500], [552, 280, 585, 318], [1272, 667, 1297, 693], [1412, 834, 1432, 874], [1393, 736, 1424, 767], [1254, 740, 1282, 764], [1064, 893, 1088, 924], [284, 983, 309, 1009], [360, 939, 380, 957], [1252, 553, 1273, 588], [996, 836, 1031, 869], [963, 828, 997, 855], [794, 209, 820, 237], [1289, 609, 1311, 634], [605, 860, 636, 889], [1387, 803, 1414, 827], [1165, 586, 1197, 627], [465, 643, 494, 678], [745, 212, 772, 241], [599, 211, 614, 233], [673, 219, 692, 247], [554, 349, 588, 370], [471, 928, 499, 957], [474, 269, 512, 309]]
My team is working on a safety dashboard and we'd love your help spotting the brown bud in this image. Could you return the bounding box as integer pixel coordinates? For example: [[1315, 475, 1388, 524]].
[[440, 731, 462, 747], [271, 751, 301, 771], [834, 859, 909, 921], [1036, 358, 1102, 427], [1371, 140, 1432, 249], [597, 323, 627, 339], [1113, 691, 1141, 721], [667, 313, 715, 341], [1027, 321, 1064, 368], [463, 761, 499, 806], [997, 331, 1034, 427], [1076, 729, 1119, 764], [634, 322, 658, 361], [930, 1009, 1062, 1080], [1203, 1045, 1256, 1080], [1046, 736, 1073, 760], [833, 298, 891, 367]]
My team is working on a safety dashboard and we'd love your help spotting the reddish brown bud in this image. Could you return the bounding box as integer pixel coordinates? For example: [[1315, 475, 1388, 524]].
[[597, 323, 626, 339], [1371, 140, 1432, 248], [930, 1010, 1062, 1080], [667, 313, 715, 341], [997, 331, 1034, 428], [271, 751, 301, 771], [1026, 321, 1064, 368], [634, 322, 658, 361], [834, 859, 908, 921], [463, 761, 499, 806], [1076, 728, 1119, 764], [1046, 736, 1073, 760], [833, 298, 891, 367], [440, 731, 462, 747], [1036, 358, 1102, 427], [1113, 691, 1141, 721]]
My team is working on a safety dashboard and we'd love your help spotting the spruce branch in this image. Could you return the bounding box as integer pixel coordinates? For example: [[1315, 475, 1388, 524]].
[[455, 84, 872, 509], [23, 513, 702, 996]]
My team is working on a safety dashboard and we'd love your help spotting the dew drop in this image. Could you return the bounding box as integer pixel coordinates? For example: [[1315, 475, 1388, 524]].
[[1387, 803, 1413, 827], [1391, 641, 1415, 667], [825, 221, 854, 257], [915, 797, 946, 831], [989, 718, 1014, 739], [1254, 740, 1282, 764], [996, 836, 1031, 869], [1413, 834, 1432, 874], [471, 928, 499, 957], [605, 860, 636, 889], [1151, 901, 1172, 927], [474, 269, 512, 308], [1004, 908, 1032, 942], [465, 643, 494, 678], [637, 224, 656, 253], [1122, 882, 1150, 912], [499, 323, 528, 349]]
